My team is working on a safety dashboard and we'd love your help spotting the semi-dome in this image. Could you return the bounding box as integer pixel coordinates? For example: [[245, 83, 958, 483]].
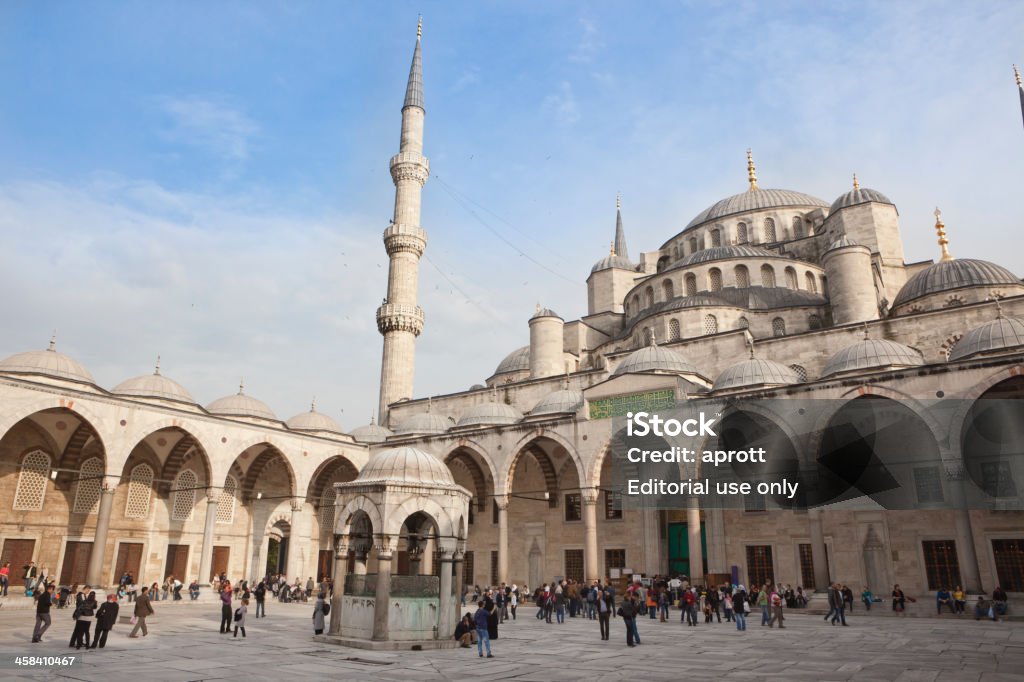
[[286, 404, 343, 434], [613, 343, 698, 375], [113, 363, 194, 403], [531, 388, 584, 415], [892, 259, 1020, 309], [457, 401, 522, 427], [0, 339, 94, 384], [493, 346, 530, 375], [713, 358, 801, 392], [684, 189, 829, 231], [828, 187, 894, 214], [356, 446, 455, 486], [531, 307, 562, 320], [591, 253, 635, 273], [672, 245, 776, 269], [207, 384, 277, 421], [350, 419, 393, 444], [393, 411, 450, 436], [822, 339, 924, 377], [949, 315, 1024, 362]]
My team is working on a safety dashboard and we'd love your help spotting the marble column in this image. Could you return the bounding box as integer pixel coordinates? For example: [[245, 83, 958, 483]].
[[582, 488, 600, 583], [437, 547, 454, 638], [496, 495, 509, 584], [85, 487, 115, 587], [808, 508, 830, 592], [287, 501, 313, 582], [947, 463, 981, 592], [686, 496, 703, 581], [197, 491, 219, 585], [329, 535, 347, 635], [372, 539, 394, 641], [351, 550, 368, 595], [452, 550, 465, 619]]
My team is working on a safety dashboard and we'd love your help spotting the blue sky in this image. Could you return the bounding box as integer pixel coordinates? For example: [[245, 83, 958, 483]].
[[1, 1, 1022, 426]]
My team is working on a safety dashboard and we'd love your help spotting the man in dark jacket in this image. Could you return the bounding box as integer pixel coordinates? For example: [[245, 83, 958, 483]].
[[91, 594, 119, 648], [254, 581, 267, 618], [31, 583, 55, 642], [219, 584, 233, 632], [453, 613, 476, 647], [128, 586, 154, 637], [618, 593, 638, 647]]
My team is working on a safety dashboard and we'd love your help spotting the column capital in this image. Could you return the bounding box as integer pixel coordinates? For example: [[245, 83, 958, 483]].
[[494, 494, 510, 511], [99, 486, 116, 497], [581, 487, 600, 505], [335, 535, 349, 555], [290, 499, 305, 513], [206, 489, 219, 505], [944, 463, 965, 481]]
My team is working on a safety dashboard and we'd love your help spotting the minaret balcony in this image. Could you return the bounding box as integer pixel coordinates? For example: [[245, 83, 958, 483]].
[[384, 223, 427, 255], [389, 152, 430, 185], [376, 303, 425, 336]]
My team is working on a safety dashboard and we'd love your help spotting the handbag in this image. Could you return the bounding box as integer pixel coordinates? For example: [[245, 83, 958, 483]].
[[130, 615, 138, 625]]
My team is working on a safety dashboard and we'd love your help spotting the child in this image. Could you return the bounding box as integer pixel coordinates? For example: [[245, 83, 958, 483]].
[[233, 598, 248, 638]]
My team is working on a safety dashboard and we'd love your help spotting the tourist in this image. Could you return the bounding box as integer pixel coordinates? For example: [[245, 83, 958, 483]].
[[150, 581, 161, 601], [23, 561, 38, 595], [509, 584, 518, 621], [254, 580, 267, 618], [306, 576, 314, 600], [233, 598, 248, 638], [827, 583, 847, 625], [189, 579, 200, 601], [474, 600, 493, 658], [993, 586, 1008, 617], [484, 589, 499, 640], [220, 583, 234, 633], [70, 590, 97, 649], [936, 587, 954, 615], [733, 584, 748, 631], [646, 586, 657, 619], [31, 583, 55, 643], [723, 590, 734, 622], [454, 613, 476, 647], [128, 586, 154, 637], [892, 584, 907, 615], [974, 596, 997, 621], [312, 593, 326, 635], [842, 584, 854, 611], [707, 587, 721, 623], [162, 576, 171, 601], [597, 584, 613, 640], [495, 585, 506, 623], [862, 586, 874, 610], [795, 586, 807, 607], [767, 588, 785, 628], [659, 586, 670, 622], [91, 594, 119, 648], [617, 591, 638, 647], [953, 586, 966, 614], [554, 583, 566, 624], [0, 561, 10, 596], [535, 585, 546, 620], [758, 583, 770, 626], [682, 585, 697, 626]]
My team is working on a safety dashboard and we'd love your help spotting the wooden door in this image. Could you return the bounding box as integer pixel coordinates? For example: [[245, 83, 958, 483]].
[[1, 539, 36, 581], [59, 541, 92, 585], [114, 542, 143, 584], [317, 549, 332, 582], [211, 546, 229, 582], [164, 544, 189, 581]]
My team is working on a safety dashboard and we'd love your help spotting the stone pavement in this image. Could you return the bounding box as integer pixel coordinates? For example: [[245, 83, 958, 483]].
[[0, 601, 1022, 681]]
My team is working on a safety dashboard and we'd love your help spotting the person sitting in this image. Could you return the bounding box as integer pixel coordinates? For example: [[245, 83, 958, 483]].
[[936, 588, 954, 614], [974, 597, 996, 621], [453, 613, 477, 648], [952, 586, 966, 614], [993, 587, 1009, 617]]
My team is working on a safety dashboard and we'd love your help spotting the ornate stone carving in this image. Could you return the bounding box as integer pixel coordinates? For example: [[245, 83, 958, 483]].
[[383, 226, 427, 256], [389, 152, 430, 185], [376, 303, 425, 335], [944, 463, 965, 481]]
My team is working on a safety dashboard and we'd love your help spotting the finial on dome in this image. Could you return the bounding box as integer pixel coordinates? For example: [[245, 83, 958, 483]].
[[370, 410, 376, 425], [995, 297, 1004, 319], [744, 329, 755, 358], [852, 173, 860, 191], [417, 15, 422, 40], [310, 397, 316, 412], [609, 241, 616, 256], [47, 330, 57, 352], [238, 378, 245, 395], [863, 322, 870, 340], [154, 355, 161, 376], [1016, 64, 1022, 87], [746, 149, 758, 191], [535, 302, 542, 314], [427, 395, 432, 412], [934, 207, 953, 262], [649, 330, 658, 347]]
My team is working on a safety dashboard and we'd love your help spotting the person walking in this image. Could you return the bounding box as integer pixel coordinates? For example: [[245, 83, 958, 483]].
[[829, 583, 848, 626], [757, 584, 771, 626], [767, 589, 785, 628], [128, 586, 154, 637], [23, 561, 38, 595], [733, 585, 748, 631], [554, 584, 566, 624], [254, 580, 266, 618], [69, 590, 97, 649], [233, 598, 248, 638], [509, 585, 518, 621], [474, 600, 493, 658], [0, 561, 10, 596], [31, 583, 55, 642], [219, 584, 233, 633], [312, 593, 326, 635], [618, 592, 637, 647], [91, 594, 119, 648], [597, 585, 612, 640]]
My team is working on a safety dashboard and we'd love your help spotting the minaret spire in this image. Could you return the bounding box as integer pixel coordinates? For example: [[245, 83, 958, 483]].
[[746, 149, 758, 191], [934, 208, 953, 261], [1015, 65, 1024, 131], [377, 19, 430, 426], [614, 193, 630, 261]]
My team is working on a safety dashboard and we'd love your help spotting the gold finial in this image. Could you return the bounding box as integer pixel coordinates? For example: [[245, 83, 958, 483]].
[[417, 15, 422, 39], [649, 329, 657, 347], [995, 297, 1004, 319], [610, 241, 616, 256], [311, 397, 316, 412], [616, 192, 621, 210], [852, 173, 860, 191], [746, 149, 758, 191], [238, 378, 245, 395], [154, 355, 161, 376], [1015, 64, 1022, 88], [863, 322, 870, 340], [934, 207, 953, 261], [47, 330, 57, 351]]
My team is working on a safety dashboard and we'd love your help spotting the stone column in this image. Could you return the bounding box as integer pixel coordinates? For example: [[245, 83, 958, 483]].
[[496, 495, 510, 584], [407, 536, 422, 576], [686, 496, 703, 582], [198, 491, 219, 585], [808, 508, 830, 592], [452, 549, 465, 619], [436, 546, 454, 638], [85, 487, 115, 587], [705, 507, 728, 573], [582, 488, 600, 583], [351, 549, 368, 595], [372, 538, 394, 641], [947, 463, 981, 592], [287, 501, 313, 582], [329, 535, 348, 635]]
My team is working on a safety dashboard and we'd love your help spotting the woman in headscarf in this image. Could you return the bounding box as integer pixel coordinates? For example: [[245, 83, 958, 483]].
[[312, 593, 327, 635], [484, 589, 498, 640], [69, 590, 97, 649]]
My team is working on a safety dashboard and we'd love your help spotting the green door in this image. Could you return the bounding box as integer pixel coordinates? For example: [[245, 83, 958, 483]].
[[667, 522, 707, 578]]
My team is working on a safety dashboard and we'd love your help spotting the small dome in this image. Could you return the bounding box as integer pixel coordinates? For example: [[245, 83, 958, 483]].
[[350, 420, 393, 444], [207, 385, 277, 421], [949, 316, 1024, 362], [828, 187, 894, 214], [591, 253, 635, 274], [286, 404, 343, 434], [113, 365, 194, 404], [672, 245, 776, 269], [531, 389, 584, 415], [0, 340, 94, 384], [613, 343, 698, 375], [530, 307, 562, 321], [356, 446, 455, 485], [684, 188, 829, 230], [713, 358, 801, 392], [393, 411, 450, 436], [825, 235, 863, 252], [893, 259, 1020, 309], [493, 346, 530, 375], [822, 339, 924, 377], [457, 402, 522, 427]]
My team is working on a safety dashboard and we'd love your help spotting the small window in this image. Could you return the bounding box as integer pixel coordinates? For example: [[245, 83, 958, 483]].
[[216, 475, 237, 524], [808, 314, 822, 330], [644, 286, 655, 309], [668, 319, 681, 341], [125, 464, 154, 519], [789, 365, 808, 382], [737, 222, 748, 244], [703, 315, 718, 335], [319, 486, 337, 528], [736, 316, 749, 330], [761, 264, 776, 288], [564, 493, 582, 521], [662, 279, 674, 301], [772, 318, 786, 336], [913, 466, 944, 504], [798, 544, 816, 590], [745, 493, 767, 512], [689, 237, 698, 254], [709, 268, 723, 292], [565, 549, 584, 583], [604, 489, 622, 520], [685, 273, 697, 297], [763, 217, 777, 243], [643, 327, 653, 345], [922, 540, 961, 590], [492, 499, 500, 524], [792, 216, 804, 238], [785, 267, 798, 289], [944, 296, 964, 308], [746, 545, 774, 587], [981, 461, 1017, 497], [710, 229, 722, 247], [171, 469, 197, 522], [73, 457, 103, 515], [805, 272, 817, 293], [992, 539, 1024, 591], [734, 265, 750, 288], [605, 548, 626, 577]]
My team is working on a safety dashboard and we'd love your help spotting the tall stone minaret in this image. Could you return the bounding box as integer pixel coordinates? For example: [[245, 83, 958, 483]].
[[377, 18, 429, 426]]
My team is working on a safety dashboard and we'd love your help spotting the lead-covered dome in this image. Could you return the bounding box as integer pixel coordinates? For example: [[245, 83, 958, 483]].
[[948, 316, 1024, 361], [493, 346, 530, 375], [713, 358, 801, 392], [350, 419, 393, 444], [532, 388, 584, 415], [113, 364, 194, 403], [0, 340, 94, 384], [393, 411, 450, 436], [457, 401, 522, 427], [613, 343, 697, 375], [207, 385, 277, 421], [822, 339, 924, 377], [685, 189, 829, 230], [286, 404, 343, 434], [356, 446, 455, 485], [591, 252, 635, 273], [893, 259, 1020, 309], [531, 307, 562, 320], [673, 245, 775, 268], [828, 187, 894, 214]]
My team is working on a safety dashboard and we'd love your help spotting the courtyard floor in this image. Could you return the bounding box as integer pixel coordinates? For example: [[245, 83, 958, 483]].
[[0, 600, 1022, 681]]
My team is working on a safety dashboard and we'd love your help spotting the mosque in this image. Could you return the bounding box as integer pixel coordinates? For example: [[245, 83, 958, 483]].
[[1, 26, 1023, 611]]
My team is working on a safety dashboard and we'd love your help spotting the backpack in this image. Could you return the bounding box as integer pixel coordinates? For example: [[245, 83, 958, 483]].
[[234, 608, 243, 622], [321, 602, 331, 616], [587, 589, 596, 602]]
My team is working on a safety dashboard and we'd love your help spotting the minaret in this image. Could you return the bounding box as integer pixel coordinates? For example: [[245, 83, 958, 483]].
[[1015, 65, 1024, 131], [613, 192, 629, 261], [377, 18, 429, 426]]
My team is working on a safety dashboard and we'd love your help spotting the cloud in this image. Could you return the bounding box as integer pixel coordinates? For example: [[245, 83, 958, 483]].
[[451, 66, 481, 92], [542, 81, 580, 126], [155, 95, 259, 164], [569, 16, 603, 63]]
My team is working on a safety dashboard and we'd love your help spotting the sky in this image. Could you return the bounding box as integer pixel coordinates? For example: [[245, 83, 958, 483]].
[[1, 1, 1023, 428]]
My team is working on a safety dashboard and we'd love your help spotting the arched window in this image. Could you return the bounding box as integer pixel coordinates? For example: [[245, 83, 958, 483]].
[[631, 294, 640, 314], [785, 266, 798, 289], [668, 318, 681, 341], [125, 463, 154, 519], [319, 486, 337, 528], [689, 237, 698, 254], [820, 275, 828, 296], [14, 450, 50, 511], [734, 265, 750, 288], [703, 315, 718, 335], [216, 475, 237, 524], [792, 216, 804, 238], [772, 317, 786, 336], [672, 245, 679, 260], [763, 217, 777, 243], [761, 264, 776, 288], [662, 279, 674, 301], [805, 271, 817, 293], [708, 268, 723, 292], [943, 296, 964, 308], [737, 316, 749, 329], [685, 273, 697, 296], [171, 469, 197, 522], [73, 456, 103, 514], [737, 222, 748, 244], [644, 286, 655, 309], [643, 327, 653, 344], [710, 229, 722, 247], [808, 314, 823, 330], [789, 365, 808, 382]]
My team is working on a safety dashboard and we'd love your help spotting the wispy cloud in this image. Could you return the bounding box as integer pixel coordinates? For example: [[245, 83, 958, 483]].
[[155, 95, 259, 164], [542, 81, 580, 126], [451, 66, 481, 92], [569, 16, 603, 63]]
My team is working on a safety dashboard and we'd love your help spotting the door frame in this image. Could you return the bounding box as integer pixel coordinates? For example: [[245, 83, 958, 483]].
[[112, 539, 147, 586]]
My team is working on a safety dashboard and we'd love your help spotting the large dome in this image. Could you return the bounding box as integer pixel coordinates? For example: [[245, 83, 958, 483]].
[[393, 411, 449, 436], [286, 405, 344, 434], [893, 259, 1020, 309], [531, 388, 584, 415], [671, 245, 776, 269], [949, 316, 1024, 362], [0, 341, 94, 384], [207, 386, 278, 421], [113, 366, 194, 404], [350, 419, 393, 444], [685, 189, 829, 230], [613, 343, 697, 375], [713, 358, 801, 392], [822, 339, 924, 377], [493, 346, 530, 375], [457, 401, 522, 427], [356, 446, 455, 485], [828, 187, 894, 214]]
